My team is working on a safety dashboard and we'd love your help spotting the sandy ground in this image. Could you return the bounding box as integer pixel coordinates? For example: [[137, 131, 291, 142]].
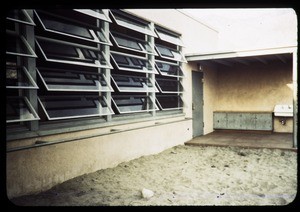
[[10, 145, 297, 206]]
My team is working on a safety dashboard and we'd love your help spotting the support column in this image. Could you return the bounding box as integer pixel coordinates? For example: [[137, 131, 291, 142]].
[[292, 49, 298, 148]]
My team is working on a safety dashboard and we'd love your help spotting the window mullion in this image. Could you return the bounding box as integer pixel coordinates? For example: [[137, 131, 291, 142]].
[[99, 13, 112, 121], [24, 9, 38, 130], [147, 22, 156, 117]]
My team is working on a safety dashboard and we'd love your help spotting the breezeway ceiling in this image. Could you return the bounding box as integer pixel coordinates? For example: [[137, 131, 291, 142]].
[[196, 53, 292, 67]]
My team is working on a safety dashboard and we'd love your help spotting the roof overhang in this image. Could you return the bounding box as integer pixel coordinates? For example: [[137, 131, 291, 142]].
[[185, 46, 297, 62]]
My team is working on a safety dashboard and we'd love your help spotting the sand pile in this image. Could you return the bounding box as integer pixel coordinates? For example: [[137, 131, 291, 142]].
[[10, 145, 297, 206]]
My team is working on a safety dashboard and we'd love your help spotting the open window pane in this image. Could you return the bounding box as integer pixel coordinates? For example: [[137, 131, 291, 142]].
[[156, 95, 183, 110], [110, 31, 157, 55], [156, 60, 184, 78], [155, 28, 184, 47], [36, 37, 112, 68], [6, 9, 35, 26], [111, 51, 158, 74], [111, 74, 158, 93], [6, 66, 38, 89], [156, 78, 183, 93], [6, 97, 40, 123], [34, 10, 111, 45], [38, 95, 114, 120], [112, 95, 158, 114], [155, 44, 187, 63], [74, 9, 112, 22], [37, 67, 113, 92], [6, 30, 37, 58], [110, 10, 157, 37]]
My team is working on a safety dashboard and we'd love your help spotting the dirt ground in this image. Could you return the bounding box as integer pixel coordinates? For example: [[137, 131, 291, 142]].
[[10, 145, 297, 206]]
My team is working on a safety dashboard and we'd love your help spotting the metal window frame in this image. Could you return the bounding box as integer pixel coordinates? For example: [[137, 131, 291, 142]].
[[112, 95, 158, 114], [156, 78, 184, 94], [111, 51, 158, 74], [6, 9, 35, 26], [37, 67, 113, 92], [156, 95, 184, 110], [155, 27, 184, 47], [6, 96, 40, 123], [155, 44, 187, 63], [110, 31, 157, 55], [111, 73, 158, 93], [6, 30, 37, 58], [35, 36, 112, 69], [6, 66, 39, 89], [73, 9, 112, 22], [38, 95, 114, 120], [34, 10, 112, 45], [109, 10, 157, 37], [155, 59, 184, 78]]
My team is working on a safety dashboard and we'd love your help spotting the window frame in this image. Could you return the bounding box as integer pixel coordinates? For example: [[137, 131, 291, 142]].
[[111, 73, 158, 93], [73, 9, 112, 23], [37, 67, 113, 92], [110, 51, 158, 74], [155, 44, 187, 63], [6, 96, 40, 123], [155, 59, 184, 78], [6, 9, 35, 26], [155, 26, 184, 47], [112, 94, 158, 114], [109, 10, 157, 37], [38, 95, 114, 121], [35, 36, 113, 69], [155, 77, 184, 94], [6, 66, 39, 89], [110, 31, 157, 55], [156, 94, 184, 111]]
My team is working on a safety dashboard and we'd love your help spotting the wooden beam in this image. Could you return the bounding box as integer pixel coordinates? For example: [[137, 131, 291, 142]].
[[212, 59, 233, 67], [254, 56, 268, 64], [276, 54, 287, 63], [232, 58, 250, 66]]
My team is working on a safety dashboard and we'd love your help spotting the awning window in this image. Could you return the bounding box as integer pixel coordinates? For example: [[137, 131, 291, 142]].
[[38, 95, 114, 120], [37, 67, 112, 92], [6, 66, 38, 89], [155, 44, 187, 63], [156, 95, 183, 110], [112, 95, 158, 114], [155, 60, 184, 78], [6, 97, 40, 123], [111, 51, 158, 74], [110, 31, 157, 55], [34, 10, 111, 45], [111, 74, 158, 93], [110, 10, 157, 37], [35, 36, 112, 68], [6, 30, 37, 58], [73, 9, 111, 22], [6, 9, 35, 26], [156, 78, 183, 93]]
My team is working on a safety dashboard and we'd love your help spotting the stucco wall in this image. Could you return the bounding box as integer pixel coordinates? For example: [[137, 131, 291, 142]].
[[125, 9, 219, 54], [7, 117, 192, 198], [214, 59, 293, 132]]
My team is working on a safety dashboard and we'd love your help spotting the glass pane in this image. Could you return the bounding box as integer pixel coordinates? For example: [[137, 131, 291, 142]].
[[156, 61, 184, 78], [112, 95, 157, 114], [36, 37, 112, 68], [37, 68, 112, 92], [38, 96, 114, 120], [155, 28, 184, 46], [110, 11, 156, 37], [6, 97, 40, 123], [74, 9, 111, 22], [6, 66, 38, 89], [6, 31, 36, 58], [156, 44, 187, 63], [111, 52, 158, 74], [156, 95, 183, 110], [6, 9, 35, 26], [156, 78, 183, 93], [111, 74, 158, 92]]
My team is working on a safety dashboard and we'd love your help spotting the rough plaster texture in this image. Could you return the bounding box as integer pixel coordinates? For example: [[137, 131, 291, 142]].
[[214, 59, 293, 132], [6, 119, 192, 198]]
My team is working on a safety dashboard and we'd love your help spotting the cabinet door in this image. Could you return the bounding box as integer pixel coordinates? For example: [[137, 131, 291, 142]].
[[255, 113, 273, 130], [227, 113, 243, 129], [213, 112, 227, 129]]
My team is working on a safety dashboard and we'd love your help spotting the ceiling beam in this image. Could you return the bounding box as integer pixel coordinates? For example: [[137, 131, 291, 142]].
[[232, 58, 250, 66], [254, 56, 268, 65], [212, 59, 233, 67], [276, 54, 287, 63]]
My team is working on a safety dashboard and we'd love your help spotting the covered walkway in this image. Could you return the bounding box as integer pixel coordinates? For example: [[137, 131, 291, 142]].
[[185, 131, 297, 151]]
